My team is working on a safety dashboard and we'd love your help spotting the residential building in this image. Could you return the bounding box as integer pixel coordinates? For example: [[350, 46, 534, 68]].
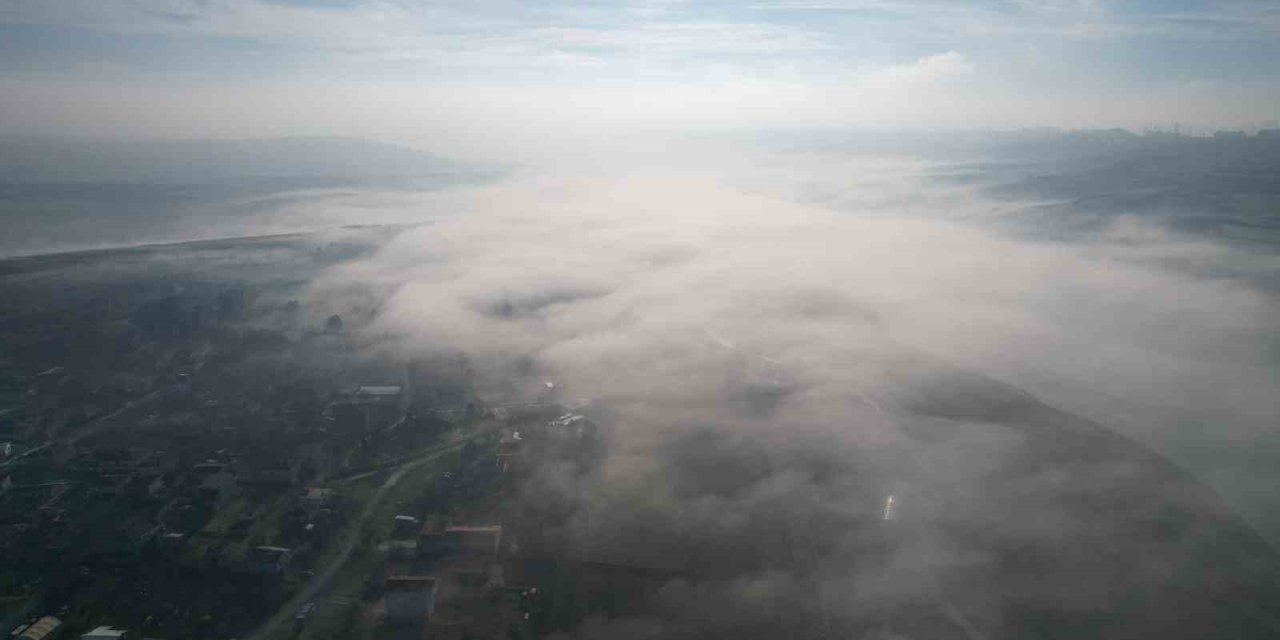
[[15, 616, 61, 640], [384, 575, 436, 626], [81, 626, 130, 640]]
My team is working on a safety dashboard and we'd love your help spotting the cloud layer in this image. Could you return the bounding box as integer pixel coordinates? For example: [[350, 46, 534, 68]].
[[306, 158, 1280, 636], [2, 1, 1278, 148]]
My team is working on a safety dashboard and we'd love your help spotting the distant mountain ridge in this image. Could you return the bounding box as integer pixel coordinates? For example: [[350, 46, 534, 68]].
[[0, 136, 472, 184], [0, 136, 498, 258]]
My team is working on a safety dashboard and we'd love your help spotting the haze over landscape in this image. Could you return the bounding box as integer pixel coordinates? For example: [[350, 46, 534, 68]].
[[1, 2, 1279, 639]]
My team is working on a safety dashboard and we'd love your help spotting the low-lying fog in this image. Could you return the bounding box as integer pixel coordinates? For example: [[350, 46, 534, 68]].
[[7, 134, 1280, 634], [305, 139, 1280, 635], [305, 145, 1280, 537]]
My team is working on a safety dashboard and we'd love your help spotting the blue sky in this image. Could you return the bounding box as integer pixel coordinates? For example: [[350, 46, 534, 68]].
[[0, 0, 1276, 154]]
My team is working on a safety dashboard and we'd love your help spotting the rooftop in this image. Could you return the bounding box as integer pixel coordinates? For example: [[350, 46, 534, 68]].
[[81, 626, 128, 639], [385, 575, 437, 590], [357, 386, 401, 396], [16, 616, 61, 640], [443, 525, 502, 533], [252, 545, 292, 554]]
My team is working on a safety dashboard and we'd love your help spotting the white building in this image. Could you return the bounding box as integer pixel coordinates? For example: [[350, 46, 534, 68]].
[[81, 626, 130, 640]]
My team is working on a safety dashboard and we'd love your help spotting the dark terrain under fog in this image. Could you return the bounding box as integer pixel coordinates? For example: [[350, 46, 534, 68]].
[[1, 128, 1279, 638]]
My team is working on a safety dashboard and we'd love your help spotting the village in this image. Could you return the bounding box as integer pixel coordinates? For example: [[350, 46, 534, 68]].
[[0, 242, 671, 640]]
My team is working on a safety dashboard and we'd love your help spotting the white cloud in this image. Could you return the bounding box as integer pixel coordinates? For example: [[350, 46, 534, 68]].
[[307, 162, 1278, 464], [290, 157, 1280, 601], [876, 51, 974, 83]]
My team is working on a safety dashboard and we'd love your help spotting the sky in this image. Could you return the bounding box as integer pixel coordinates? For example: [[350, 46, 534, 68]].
[[1, 0, 1278, 159]]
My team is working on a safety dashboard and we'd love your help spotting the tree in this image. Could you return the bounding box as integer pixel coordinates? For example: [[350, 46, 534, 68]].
[[460, 440, 479, 463]]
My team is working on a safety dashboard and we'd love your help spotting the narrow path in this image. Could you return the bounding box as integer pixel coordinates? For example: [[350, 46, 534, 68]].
[[1, 386, 171, 470]]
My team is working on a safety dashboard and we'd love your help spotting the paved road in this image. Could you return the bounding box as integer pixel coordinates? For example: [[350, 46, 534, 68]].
[[242, 435, 479, 640]]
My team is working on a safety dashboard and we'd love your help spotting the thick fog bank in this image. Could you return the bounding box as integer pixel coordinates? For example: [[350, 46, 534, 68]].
[[299, 161, 1280, 635]]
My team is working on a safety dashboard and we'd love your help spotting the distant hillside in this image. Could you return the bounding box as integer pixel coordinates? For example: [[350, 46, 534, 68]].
[[0, 136, 473, 184], [0, 136, 499, 258], [980, 134, 1280, 247]]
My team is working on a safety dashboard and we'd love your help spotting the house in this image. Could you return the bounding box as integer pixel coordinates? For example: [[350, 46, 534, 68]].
[[384, 575, 436, 627], [357, 385, 401, 396], [239, 466, 294, 490], [392, 515, 419, 539], [14, 616, 61, 640], [81, 626, 130, 640], [247, 545, 294, 574], [497, 432, 523, 475], [356, 386, 402, 406], [445, 557, 503, 591], [549, 413, 596, 440], [299, 487, 333, 517], [420, 525, 502, 559], [157, 531, 186, 557], [550, 413, 584, 428]]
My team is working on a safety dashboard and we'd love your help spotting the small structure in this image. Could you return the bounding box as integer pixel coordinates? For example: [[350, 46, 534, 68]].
[[238, 463, 295, 489], [198, 469, 238, 503], [392, 515, 420, 539], [81, 626, 130, 640], [551, 413, 584, 428], [299, 487, 333, 517], [384, 575, 437, 627], [549, 413, 596, 441], [420, 524, 502, 558], [356, 386, 401, 405], [157, 531, 186, 556], [15, 616, 61, 640], [247, 545, 294, 574], [496, 433, 523, 475], [295, 601, 316, 623]]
